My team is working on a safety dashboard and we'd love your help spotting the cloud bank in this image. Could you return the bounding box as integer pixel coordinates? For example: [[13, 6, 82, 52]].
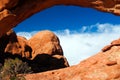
[[16, 23, 120, 65]]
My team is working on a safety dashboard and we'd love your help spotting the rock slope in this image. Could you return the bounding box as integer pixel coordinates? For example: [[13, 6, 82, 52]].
[[25, 38, 120, 80], [0, 0, 120, 36]]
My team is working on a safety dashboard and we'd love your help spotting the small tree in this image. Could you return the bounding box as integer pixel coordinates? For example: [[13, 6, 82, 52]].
[[0, 58, 32, 80]]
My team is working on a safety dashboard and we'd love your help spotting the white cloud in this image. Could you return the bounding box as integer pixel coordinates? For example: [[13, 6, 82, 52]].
[[16, 23, 120, 65], [17, 31, 38, 40]]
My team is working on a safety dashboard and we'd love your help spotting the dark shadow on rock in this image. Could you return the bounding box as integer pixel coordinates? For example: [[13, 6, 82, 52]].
[[24, 45, 32, 58], [0, 52, 68, 73], [30, 54, 68, 73], [0, 30, 17, 64]]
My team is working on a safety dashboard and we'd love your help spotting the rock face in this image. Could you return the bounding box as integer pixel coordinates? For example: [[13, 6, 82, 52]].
[[4, 30, 32, 59], [25, 38, 120, 80], [29, 30, 63, 58], [0, 30, 69, 73], [28, 30, 69, 72], [0, 30, 31, 64], [0, 0, 120, 36]]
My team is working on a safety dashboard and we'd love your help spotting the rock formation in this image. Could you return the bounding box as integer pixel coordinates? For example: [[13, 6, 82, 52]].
[[29, 30, 63, 58], [0, 30, 32, 60], [0, 30, 69, 73], [25, 38, 120, 80], [0, 0, 120, 36], [0, 0, 120, 79], [28, 30, 69, 72]]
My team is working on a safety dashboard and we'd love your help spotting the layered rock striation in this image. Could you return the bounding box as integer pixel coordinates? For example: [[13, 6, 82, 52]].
[[0, 0, 120, 36]]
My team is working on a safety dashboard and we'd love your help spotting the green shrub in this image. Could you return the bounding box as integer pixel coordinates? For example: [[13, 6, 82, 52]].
[[0, 58, 32, 80]]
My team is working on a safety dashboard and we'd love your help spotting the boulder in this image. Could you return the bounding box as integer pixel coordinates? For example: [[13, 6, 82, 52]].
[[0, 30, 69, 72], [29, 30, 63, 59], [0, 30, 32, 59], [28, 30, 69, 72]]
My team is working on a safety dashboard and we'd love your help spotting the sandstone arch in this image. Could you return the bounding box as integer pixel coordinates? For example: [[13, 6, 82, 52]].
[[0, 0, 120, 36]]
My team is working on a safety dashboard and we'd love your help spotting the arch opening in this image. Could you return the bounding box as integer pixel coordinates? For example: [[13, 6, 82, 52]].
[[13, 5, 120, 65]]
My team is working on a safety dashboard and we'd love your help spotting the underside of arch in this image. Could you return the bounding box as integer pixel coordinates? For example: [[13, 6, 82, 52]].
[[0, 0, 120, 36]]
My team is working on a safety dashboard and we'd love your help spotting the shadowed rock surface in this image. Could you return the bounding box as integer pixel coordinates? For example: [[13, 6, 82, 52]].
[[0, 0, 120, 36]]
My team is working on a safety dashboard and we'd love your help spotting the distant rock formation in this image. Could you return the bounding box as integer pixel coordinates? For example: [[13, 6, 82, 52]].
[[0, 30, 69, 73], [25, 38, 120, 80], [0, 0, 120, 36]]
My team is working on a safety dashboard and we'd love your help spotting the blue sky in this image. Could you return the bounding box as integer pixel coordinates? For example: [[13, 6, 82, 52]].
[[14, 5, 120, 32], [14, 5, 120, 65]]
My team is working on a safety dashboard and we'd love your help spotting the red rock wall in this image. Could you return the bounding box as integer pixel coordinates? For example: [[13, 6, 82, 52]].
[[0, 0, 120, 36]]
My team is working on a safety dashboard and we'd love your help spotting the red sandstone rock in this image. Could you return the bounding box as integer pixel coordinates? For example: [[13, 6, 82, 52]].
[[102, 45, 112, 52], [25, 38, 120, 80], [2, 30, 32, 58], [102, 38, 120, 52], [28, 30, 63, 59], [0, 0, 19, 11], [0, 0, 120, 79], [28, 30, 69, 72], [0, 0, 120, 36], [111, 38, 120, 45], [0, 30, 69, 72]]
